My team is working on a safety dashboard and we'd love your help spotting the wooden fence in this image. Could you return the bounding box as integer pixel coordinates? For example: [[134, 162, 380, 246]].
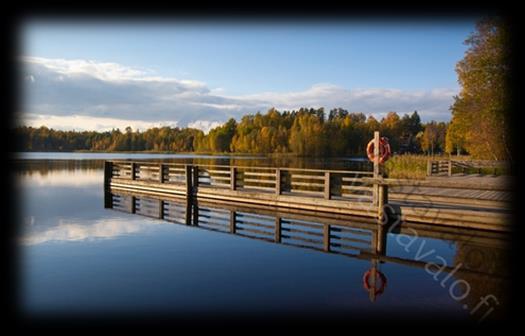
[[105, 159, 511, 231], [427, 159, 507, 176]]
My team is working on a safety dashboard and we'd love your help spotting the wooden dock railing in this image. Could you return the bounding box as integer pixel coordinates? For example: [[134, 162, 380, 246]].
[[105, 160, 511, 231], [105, 160, 383, 219], [427, 159, 507, 176]]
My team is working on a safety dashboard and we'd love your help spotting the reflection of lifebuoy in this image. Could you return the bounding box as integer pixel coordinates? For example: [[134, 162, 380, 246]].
[[366, 137, 391, 164], [363, 269, 387, 296]]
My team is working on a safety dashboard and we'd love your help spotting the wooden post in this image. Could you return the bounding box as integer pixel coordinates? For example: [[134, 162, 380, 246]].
[[377, 184, 388, 222], [191, 202, 198, 226], [323, 224, 330, 252], [130, 196, 136, 214], [185, 165, 193, 199], [275, 169, 282, 195], [104, 161, 113, 189], [275, 216, 281, 243], [131, 162, 136, 180], [448, 160, 452, 177], [230, 211, 236, 233], [158, 200, 164, 219], [368, 260, 378, 303], [376, 225, 387, 255], [230, 167, 237, 190], [103, 189, 112, 209], [373, 131, 380, 178], [192, 165, 199, 193], [372, 131, 380, 206], [324, 172, 331, 200], [427, 160, 432, 176], [103, 161, 113, 209], [159, 163, 164, 183]]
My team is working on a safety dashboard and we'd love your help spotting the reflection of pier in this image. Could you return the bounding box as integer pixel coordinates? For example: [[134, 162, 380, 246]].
[[104, 187, 510, 306]]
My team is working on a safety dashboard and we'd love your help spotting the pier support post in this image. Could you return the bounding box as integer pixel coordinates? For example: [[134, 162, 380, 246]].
[[104, 162, 113, 209], [183, 201, 192, 225], [231, 167, 237, 190], [368, 260, 379, 302], [159, 163, 165, 183], [324, 172, 331, 200], [131, 162, 136, 180], [130, 196, 136, 214], [103, 190, 113, 209], [185, 165, 193, 198], [323, 224, 331, 251], [104, 161, 113, 189], [375, 225, 387, 255], [230, 211, 237, 233], [377, 184, 388, 223], [158, 200, 164, 219], [276, 169, 282, 195], [371, 131, 389, 223], [192, 166, 199, 193], [372, 131, 380, 208], [275, 216, 282, 242]]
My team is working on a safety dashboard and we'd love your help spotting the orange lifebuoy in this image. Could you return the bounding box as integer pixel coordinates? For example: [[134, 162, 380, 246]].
[[363, 268, 387, 296], [366, 137, 391, 164]]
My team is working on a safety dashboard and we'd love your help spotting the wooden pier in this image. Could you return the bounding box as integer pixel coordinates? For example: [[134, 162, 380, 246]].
[[104, 160, 512, 232]]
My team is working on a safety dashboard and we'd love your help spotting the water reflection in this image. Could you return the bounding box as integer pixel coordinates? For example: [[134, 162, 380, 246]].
[[13, 152, 372, 172], [20, 217, 169, 245], [105, 187, 510, 319], [16, 156, 510, 321]]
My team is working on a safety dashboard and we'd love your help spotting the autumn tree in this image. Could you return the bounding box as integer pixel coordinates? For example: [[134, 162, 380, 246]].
[[14, 108, 442, 156], [289, 110, 326, 156], [445, 119, 467, 156], [420, 121, 447, 155], [449, 18, 511, 160]]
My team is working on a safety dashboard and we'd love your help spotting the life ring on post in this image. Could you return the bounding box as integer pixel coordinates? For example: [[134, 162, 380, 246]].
[[366, 137, 391, 164], [363, 268, 387, 296]]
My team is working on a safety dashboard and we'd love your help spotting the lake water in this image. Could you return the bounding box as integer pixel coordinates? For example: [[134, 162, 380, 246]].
[[14, 153, 510, 322]]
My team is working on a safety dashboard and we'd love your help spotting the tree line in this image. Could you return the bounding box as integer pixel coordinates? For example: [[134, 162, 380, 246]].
[[13, 108, 449, 156], [14, 19, 510, 160]]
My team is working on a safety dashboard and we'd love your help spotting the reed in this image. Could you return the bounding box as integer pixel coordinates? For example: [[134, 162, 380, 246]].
[[384, 154, 438, 179]]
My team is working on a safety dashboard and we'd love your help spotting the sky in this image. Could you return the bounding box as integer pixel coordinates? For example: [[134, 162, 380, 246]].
[[18, 19, 479, 133]]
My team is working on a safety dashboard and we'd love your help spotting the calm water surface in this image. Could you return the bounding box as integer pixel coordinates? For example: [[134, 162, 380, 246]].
[[14, 153, 509, 320]]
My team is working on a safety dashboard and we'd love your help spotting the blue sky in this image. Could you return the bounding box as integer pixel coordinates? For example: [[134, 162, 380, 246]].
[[19, 19, 478, 132]]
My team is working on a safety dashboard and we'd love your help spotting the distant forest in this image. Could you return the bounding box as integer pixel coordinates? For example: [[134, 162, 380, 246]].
[[13, 108, 449, 157], [13, 18, 510, 160]]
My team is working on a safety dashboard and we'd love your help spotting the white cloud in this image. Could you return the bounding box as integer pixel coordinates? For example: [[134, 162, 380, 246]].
[[187, 120, 223, 134], [19, 56, 457, 131], [227, 84, 458, 120], [19, 114, 178, 132]]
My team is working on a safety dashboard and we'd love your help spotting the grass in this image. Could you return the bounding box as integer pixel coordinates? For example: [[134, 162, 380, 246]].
[[384, 154, 509, 179], [384, 154, 432, 179]]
